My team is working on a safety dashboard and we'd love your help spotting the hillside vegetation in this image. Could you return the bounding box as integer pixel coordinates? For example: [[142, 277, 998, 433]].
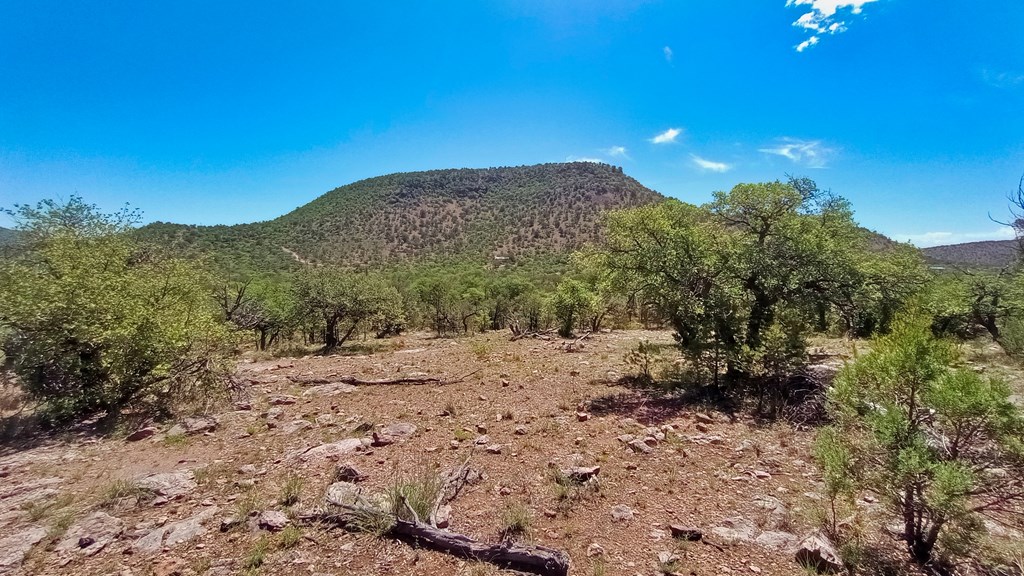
[[922, 239, 1019, 269], [137, 162, 661, 276]]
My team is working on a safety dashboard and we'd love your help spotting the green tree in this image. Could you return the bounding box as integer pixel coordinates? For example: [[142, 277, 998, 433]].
[[551, 279, 597, 337], [0, 197, 231, 423], [294, 268, 402, 348], [821, 314, 1024, 564]]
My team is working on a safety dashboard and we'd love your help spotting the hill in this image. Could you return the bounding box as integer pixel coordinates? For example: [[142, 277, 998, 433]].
[[922, 239, 1019, 269], [137, 162, 663, 275], [0, 226, 17, 246]]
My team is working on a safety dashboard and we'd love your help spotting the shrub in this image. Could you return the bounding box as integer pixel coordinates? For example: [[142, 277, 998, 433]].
[[0, 197, 231, 424], [822, 314, 1024, 565]]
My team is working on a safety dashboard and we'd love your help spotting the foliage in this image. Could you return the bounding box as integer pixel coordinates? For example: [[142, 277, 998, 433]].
[[623, 340, 662, 383], [822, 314, 1024, 564], [0, 196, 231, 423], [597, 178, 926, 401], [293, 268, 404, 348], [551, 279, 598, 337]]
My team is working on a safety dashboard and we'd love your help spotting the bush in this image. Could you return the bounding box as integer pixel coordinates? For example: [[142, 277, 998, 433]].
[[821, 313, 1024, 565], [0, 197, 231, 424]]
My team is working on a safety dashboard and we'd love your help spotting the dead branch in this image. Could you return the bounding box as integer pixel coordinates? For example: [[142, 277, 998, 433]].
[[429, 456, 482, 526], [562, 331, 592, 352], [287, 369, 480, 387]]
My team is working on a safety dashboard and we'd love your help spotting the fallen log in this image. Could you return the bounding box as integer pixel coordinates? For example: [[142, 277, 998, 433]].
[[288, 370, 479, 387], [392, 519, 570, 576]]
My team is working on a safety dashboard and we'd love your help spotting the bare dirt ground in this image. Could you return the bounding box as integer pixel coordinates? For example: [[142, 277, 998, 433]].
[[0, 330, 1018, 576]]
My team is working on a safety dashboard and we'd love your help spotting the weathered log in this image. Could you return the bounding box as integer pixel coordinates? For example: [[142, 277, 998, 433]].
[[392, 519, 570, 576], [429, 459, 482, 526]]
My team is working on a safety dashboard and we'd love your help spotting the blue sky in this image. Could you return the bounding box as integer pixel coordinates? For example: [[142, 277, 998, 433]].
[[1, 0, 1022, 246]]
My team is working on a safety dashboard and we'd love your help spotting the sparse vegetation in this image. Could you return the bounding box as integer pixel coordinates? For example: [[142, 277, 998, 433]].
[[279, 474, 304, 506], [498, 502, 532, 540]]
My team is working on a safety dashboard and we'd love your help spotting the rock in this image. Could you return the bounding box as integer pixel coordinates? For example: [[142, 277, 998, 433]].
[[167, 415, 217, 436], [561, 466, 600, 482], [752, 495, 788, 529], [325, 482, 370, 508], [286, 438, 370, 464], [695, 423, 710, 433], [753, 470, 771, 479], [657, 550, 681, 566], [234, 400, 253, 410], [586, 543, 605, 557], [434, 504, 452, 528], [616, 434, 636, 444], [371, 432, 394, 447], [257, 510, 290, 532], [301, 383, 357, 397], [669, 524, 702, 541], [474, 435, 490, 445], [627, 439, 653, 454], [793, 532, 843, 573], [282, 420, 313, 434], [542, 508, 557, 518], [136, 470, 197, 498], [268, 394, 297, 405], [610, 504, 635, 522], [266, 407, 286, 420], [381, 422, 417, 438], [56, 511, 125, 556], [132, 506, 220, 554], [514, 425, 528, 435], [576, 412, 591, 422], [643, 436, 659, 447], [335, 463, 367, 483], [125, 426, 158, 442], [485, 444, 503, 454], [476, 423, 488, 434], [711, 517, 757, 545], [0, 526, 47, 572], [695, 412, 715, 424], [754, 531, 798, 551]]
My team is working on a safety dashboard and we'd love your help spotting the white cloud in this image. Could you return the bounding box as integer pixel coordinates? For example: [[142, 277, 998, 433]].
[[787, 0, 879, 51], [759, 138, 835, 168], [650, 128, 682, 144], [565, 156, 603, 163], [604, 145, 629, 158], [663, 46, 673, 63], [690, 154, 731, 173], [796, 36, 819, 52], [981, 68, 1024, 89], [895, 227, 1015, 248]]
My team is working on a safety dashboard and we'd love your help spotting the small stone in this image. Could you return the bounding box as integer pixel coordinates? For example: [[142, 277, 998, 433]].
[[371, 432, 394, 447], [485, 444, 503, 454], [542, 509, 557, 518], [586, 543, 605, 557], [576, 412, 591, 422], [474, 435, 490, 445], [561, 466, 600, 482], [476, 423, 488, 434], [514, 425, 528, 435], [167, 415, 217, 436], [434, 504, 452, 528], [627, 439, 653, 454], [610, 504, 634, 522], [268, 394, 297, 405], [696, 423, 710, 433], [501, 379, 510, 387], [335, 463, 367, 483], [695, 412, 715, 424], [257, 510, 289, 532], [669, 524, 702, 541], [125, 427, 158, 442]]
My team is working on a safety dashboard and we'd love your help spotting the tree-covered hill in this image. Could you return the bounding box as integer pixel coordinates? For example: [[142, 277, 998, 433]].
[[0, 226, 18, 246], [922, 239, 1019, 269], [136, 162, 663, 275]]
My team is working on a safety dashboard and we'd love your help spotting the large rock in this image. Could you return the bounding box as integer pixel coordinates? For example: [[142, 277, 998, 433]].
[[56, 511, 124, 556], [793, 532, 843, 573], [257, 510, 289, 532], [167, 416, 217, 436], [286, 438, 371, 464], [325, 481, 371, 508], [711, 517, 757, 545], [381, 422, 417, 438], [755, 530, 798, 551], [136, 470, 197, 498], [132, 507, 220, 554], [302, 383, 357, 397], [0, 526, 47, 573]]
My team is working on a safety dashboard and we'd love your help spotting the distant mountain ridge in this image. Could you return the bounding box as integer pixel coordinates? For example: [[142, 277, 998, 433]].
[[921, 239, 1019, 269], [137, 162, 664, 274]]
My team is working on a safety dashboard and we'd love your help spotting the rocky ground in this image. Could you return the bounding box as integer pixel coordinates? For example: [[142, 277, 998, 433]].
[[0, 330, 1018, 576]]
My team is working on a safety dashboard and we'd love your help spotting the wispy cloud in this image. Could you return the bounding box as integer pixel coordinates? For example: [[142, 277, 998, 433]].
[[759, 138, 834, 168], [981, 68, 1024, 89], [650, 128, 682, 144], [663, 46, 673, 63], [895, 227, 1015, 248], [604, 145, 630, 159], [690, 154, 731, 173], [565, 155, 603, 163], [787, 0, 879, 52]]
